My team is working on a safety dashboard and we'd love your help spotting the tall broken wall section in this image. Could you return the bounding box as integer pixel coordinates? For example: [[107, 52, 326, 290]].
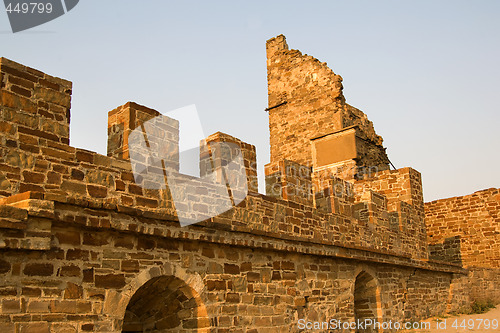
[[266, 35, 388, 172], [425, 188, 500, 303], [263, 34, 431, 259]]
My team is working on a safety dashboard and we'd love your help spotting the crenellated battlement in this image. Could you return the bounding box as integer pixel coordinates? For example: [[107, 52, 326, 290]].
[[0, 50, 429, 260], [263, 156, 428, 258]]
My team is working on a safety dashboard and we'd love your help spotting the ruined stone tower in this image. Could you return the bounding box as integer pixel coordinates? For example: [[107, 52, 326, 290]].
[[266, 35, 390, 178]]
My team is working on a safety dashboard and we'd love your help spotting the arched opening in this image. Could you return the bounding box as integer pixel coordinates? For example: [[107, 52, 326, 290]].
[[354, 271, 382, 333], [122, 275, 209, 332]]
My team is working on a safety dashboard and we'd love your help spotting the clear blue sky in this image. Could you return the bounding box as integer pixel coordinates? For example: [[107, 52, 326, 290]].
[[1, 0, 499, 201]]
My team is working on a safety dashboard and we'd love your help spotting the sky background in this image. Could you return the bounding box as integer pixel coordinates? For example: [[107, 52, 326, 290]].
[[1, 0, 499, 202]]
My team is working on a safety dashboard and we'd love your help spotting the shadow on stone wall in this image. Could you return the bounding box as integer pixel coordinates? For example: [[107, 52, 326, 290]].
[[429, 236, 463, 265]]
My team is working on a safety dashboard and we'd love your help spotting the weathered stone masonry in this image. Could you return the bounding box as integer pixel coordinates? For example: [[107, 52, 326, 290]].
[[426, 188, 500, 304], [0, 35, 492, 332]]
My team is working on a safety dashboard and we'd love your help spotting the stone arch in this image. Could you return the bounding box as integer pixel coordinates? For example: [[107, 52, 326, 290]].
[[104, 263, 209, 332], [353, 268, 382, 333], [122, 275, 208, 332]]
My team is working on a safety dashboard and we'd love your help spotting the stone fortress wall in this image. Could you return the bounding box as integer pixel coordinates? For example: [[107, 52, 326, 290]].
[[426, 188, 500, 303], [0, 35, 496, 332]]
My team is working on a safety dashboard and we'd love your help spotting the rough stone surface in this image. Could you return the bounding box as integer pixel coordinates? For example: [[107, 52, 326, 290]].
[[426, 188, 500, 303], [265, 35, 389, 175]]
